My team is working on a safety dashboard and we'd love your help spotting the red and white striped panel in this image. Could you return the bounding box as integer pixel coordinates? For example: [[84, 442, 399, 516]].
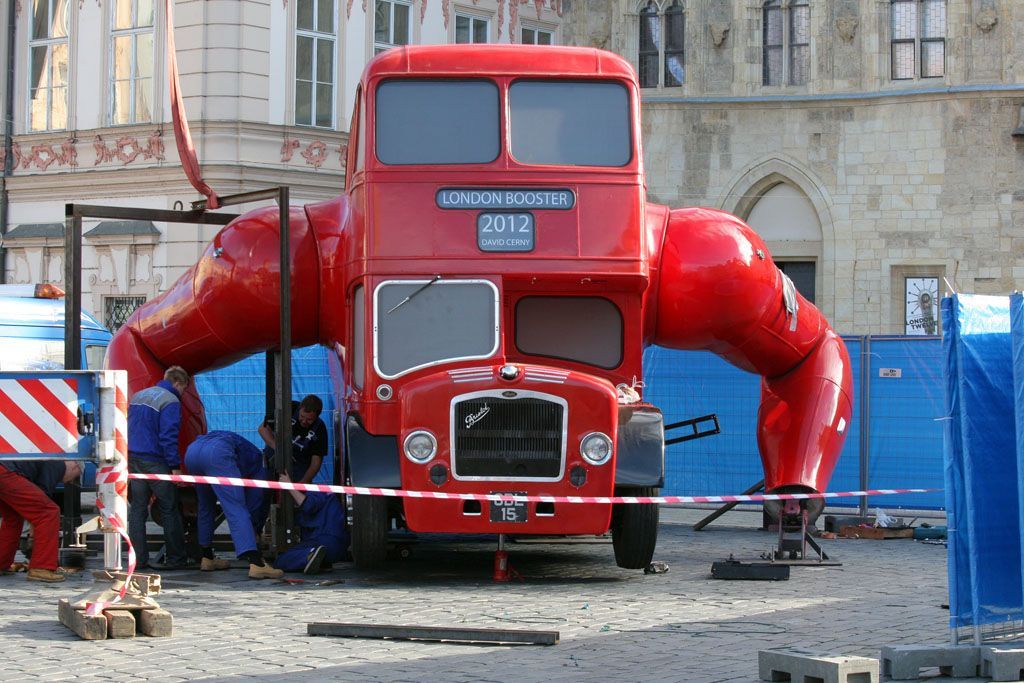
[[0, 378, 79, 453]]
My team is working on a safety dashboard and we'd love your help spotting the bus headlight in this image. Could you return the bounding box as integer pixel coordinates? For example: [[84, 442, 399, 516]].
[[580, 432, 612, 466], [404, 430, 438, 464]]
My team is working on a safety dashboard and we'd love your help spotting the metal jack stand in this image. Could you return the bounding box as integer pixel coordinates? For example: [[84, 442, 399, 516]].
[[765, 500, 841, 567]]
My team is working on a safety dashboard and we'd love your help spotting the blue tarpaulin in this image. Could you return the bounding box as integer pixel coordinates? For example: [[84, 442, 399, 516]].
[[1011, 293, 1024, 620], [941, 294, 1022, 629]]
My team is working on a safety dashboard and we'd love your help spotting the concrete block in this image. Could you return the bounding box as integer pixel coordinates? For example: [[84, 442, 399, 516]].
[[758, 647, 878, 683], [981, 646, 1024, 682], [138, 608, 173, 637], [879, 644, 978, 679]]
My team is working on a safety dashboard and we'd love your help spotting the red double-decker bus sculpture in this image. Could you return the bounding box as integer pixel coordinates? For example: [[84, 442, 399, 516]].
[[108, 45, 852, 570]]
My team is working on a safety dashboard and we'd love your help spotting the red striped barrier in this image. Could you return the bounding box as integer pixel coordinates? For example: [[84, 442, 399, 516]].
[[0, 377, 79, 454], [128, 472, 939, 505]]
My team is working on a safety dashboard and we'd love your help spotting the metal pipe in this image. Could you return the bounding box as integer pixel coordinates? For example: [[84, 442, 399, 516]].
[[0, 0, 17, 284], [62, 208, 83, 544], [104, 533, 122, 570], [276, 186, 294, 545], [71, 204, 237, 225], [858, 336, 871, 517]]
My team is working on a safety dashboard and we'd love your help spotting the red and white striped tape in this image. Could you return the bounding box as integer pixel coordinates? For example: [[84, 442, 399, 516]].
[[129, 472, 939, 505], [0, 378, 79, 454]]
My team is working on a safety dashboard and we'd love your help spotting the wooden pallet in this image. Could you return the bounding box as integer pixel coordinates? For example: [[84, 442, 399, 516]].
[[58, 599, 172, 640]]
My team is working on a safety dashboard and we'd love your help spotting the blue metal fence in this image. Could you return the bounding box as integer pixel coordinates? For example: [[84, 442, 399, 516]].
[[197, 336, 947, 509], [644, 335, 946, 510]]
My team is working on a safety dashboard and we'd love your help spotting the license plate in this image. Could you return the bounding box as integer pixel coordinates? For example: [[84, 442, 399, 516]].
[[477, 213, 535, 252], [489, 492, 528, 523]]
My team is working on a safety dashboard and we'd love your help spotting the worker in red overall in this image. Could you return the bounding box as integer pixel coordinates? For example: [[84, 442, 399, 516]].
[[0, 460, 83, 582]]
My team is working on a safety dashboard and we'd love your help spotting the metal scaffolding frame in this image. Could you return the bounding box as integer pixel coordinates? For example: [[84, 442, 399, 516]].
[[62, 187, 295, 548]]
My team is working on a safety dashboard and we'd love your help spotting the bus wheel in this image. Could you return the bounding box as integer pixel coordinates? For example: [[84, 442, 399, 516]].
[[351, 494, 388, 570], [611, 487, 659, 570]]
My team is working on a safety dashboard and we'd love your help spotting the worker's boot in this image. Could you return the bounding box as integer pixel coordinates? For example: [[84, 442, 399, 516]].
[[248, 563, 284, 580], [200, 557, 231, 571], [304, 546, 327, 575], [26, 568, 66, 583]]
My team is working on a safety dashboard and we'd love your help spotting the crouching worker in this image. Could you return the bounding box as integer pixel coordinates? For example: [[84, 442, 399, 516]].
[[275, 473, 349, 574], [184, 431, 282, 579], [0, 460, 83, 582]]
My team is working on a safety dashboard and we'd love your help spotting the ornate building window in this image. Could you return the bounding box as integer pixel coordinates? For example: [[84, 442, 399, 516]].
[[28, 0, 70, 131], [763, 0, 809, 87], [104, 296, 146, 332], [637, 0, 684, 89], [521, 26, 554, 45], [891, 0, 945, 80], [110, 0, 155, 125], [295, 0, 336, 128], [454, 13, 489, 44], [374, 1, 411, 55]]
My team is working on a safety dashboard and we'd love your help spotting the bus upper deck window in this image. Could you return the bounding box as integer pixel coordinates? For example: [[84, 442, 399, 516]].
[[375, 79, 499, 165], [510, 80, 631, 167]]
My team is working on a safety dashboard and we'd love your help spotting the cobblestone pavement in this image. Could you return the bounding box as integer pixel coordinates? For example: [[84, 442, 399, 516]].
[[0, 508, 957, 682]]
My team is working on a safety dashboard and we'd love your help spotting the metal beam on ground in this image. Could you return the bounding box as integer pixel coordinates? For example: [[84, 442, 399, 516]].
[[307, 622, 560, 646], [693, 479, 764, 531]]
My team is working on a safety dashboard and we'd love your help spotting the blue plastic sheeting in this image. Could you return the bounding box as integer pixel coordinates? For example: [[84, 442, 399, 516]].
[[865, 339, 946, 509], [195, 346, 338, 484], [1011, 294, 1024, 621], [941, 294, 1021, 629]]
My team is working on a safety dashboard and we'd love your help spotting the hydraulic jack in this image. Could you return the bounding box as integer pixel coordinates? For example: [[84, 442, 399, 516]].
[[493, 534, 521, 582], [766, 500, 841, 566]]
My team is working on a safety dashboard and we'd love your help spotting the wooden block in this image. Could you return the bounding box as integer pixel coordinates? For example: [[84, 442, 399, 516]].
[[58, 599, 107, 641], [138, 608, 173, 637], [839, 525, 914, 540], [104, 609, 136, 639]]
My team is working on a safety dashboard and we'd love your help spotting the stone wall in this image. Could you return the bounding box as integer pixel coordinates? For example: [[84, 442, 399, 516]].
[[564, 0, 1024, 334]]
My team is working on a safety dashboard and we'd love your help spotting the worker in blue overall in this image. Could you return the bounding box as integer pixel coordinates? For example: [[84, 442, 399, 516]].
[[274, 472, 349, 574], [184, 430, 282, 579]]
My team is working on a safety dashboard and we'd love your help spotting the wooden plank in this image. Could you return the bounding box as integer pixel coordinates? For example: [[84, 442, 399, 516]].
[[307, 622, 559, 646], [138, 608, 173, 637], [58, 599, 107, 641], [104, 610, 136, 639], [839, 525, 914, 540]]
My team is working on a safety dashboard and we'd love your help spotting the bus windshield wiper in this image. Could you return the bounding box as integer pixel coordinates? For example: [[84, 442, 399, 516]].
[[386, 275, 443, 315]]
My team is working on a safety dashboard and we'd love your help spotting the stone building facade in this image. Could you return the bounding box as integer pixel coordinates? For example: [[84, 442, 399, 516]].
[[2, 0, 1018, 337], [564, 0, 1024, 335], [0, 0, 566, 332]]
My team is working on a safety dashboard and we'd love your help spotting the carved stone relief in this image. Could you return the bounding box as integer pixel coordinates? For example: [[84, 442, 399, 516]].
[[88, 243, 162, 298], [710, 22, 730, 48], [10, 247, 63, 285], [836, 16, 858, 43], [975, 8, 998, 33]]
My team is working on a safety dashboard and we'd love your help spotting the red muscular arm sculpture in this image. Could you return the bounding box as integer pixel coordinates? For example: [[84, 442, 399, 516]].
[[107, 44, 851, 505], [106, 203, 329, 452], [646, 206, 853, 495]]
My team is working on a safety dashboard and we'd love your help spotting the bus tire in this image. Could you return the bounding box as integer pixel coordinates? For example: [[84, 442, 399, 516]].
[[351, 494, 388, 570], [612, 487, 659, 570]]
